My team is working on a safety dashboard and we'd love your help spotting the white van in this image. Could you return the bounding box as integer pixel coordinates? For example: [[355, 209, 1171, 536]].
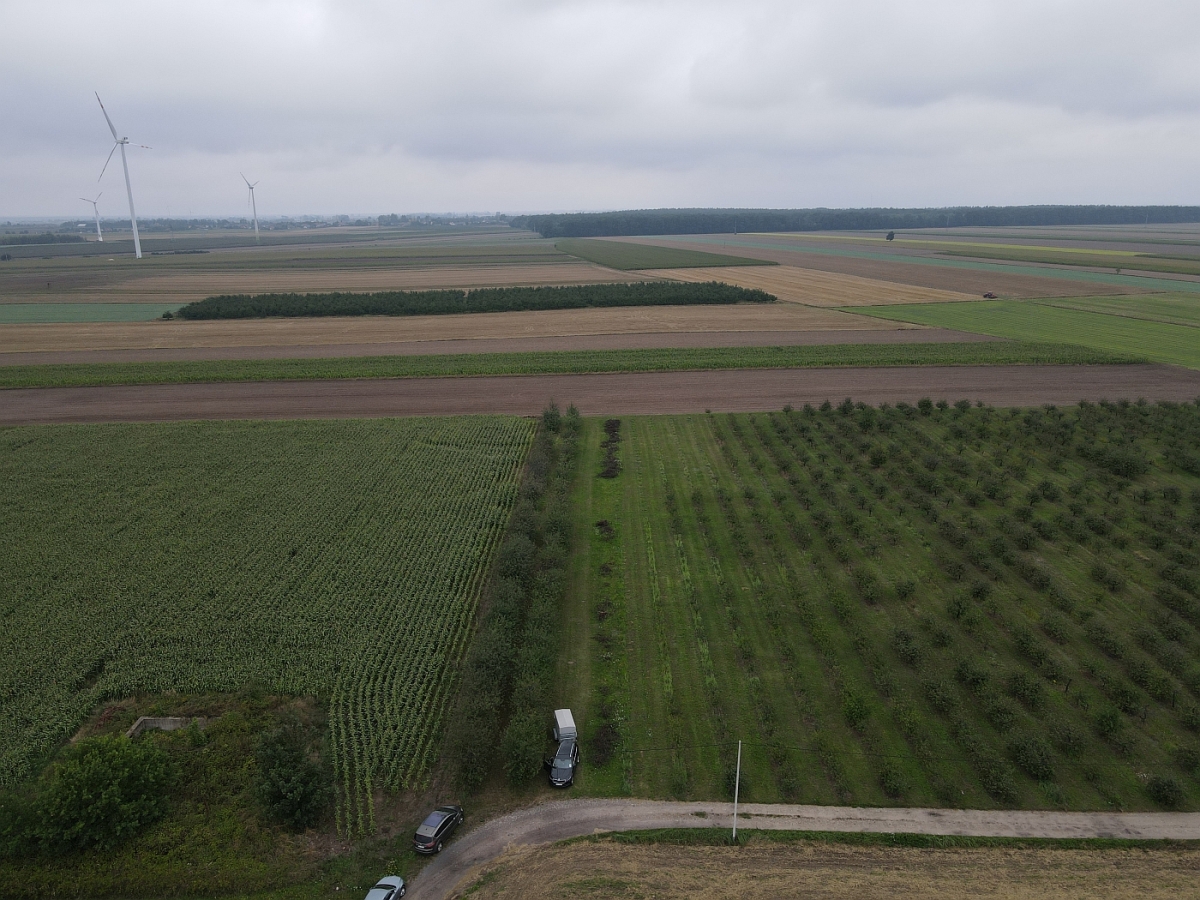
[[552, 708, 577, 742]]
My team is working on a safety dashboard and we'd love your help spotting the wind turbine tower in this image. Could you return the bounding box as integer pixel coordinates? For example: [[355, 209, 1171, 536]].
[[80, 193, 103, 241], [242, 174, 260, 240], [96, 93, 150, 259]]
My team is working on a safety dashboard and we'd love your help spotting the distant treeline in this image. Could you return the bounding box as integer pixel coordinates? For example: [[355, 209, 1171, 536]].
[[0, 232, 85, 246], [510, 206, 1200, 238], [175, 281, 774, 319]]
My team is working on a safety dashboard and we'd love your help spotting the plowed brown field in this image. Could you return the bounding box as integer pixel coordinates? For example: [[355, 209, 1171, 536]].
[[641, 265, 975, 306], [0, 304, 901, 354], [3, 365, 1196, 425], [455, 840, 1200, 900]]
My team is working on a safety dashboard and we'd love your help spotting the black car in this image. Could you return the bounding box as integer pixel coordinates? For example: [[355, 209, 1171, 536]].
[[545, 738, 579, 787], [413, 805, 464, 854]]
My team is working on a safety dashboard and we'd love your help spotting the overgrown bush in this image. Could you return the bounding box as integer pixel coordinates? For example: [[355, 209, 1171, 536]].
[[254, 720, 331, 831], [38, 735, 174, 853], [1147, 774, 1185, 808]]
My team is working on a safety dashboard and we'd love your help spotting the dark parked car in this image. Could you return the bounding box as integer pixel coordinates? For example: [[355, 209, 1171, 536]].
[[545, 738, 579, 787], [413, 805, 464, 854]]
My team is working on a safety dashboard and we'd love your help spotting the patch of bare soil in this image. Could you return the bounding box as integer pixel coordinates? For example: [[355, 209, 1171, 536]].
[[457, 840, 1200, 900], [3, 365, 1198, 425], [640, 265, 975, 306], [0, 304, 898, 353]]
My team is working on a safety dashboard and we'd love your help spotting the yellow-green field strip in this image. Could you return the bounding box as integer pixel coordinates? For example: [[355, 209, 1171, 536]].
[[0, 343, 1140, 390], [856, 302, 1200, 369]]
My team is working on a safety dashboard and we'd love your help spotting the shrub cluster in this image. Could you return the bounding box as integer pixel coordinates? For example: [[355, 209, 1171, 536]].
[[599, 418, 622, 478], [176, 282, 774, 319], [447, 404, 581, 790], [0, 735, 174, 858], [254, 719, 331, 831]]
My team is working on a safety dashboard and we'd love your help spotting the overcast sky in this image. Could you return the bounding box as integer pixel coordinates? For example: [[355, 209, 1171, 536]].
[[4, 0, 1199, 218]]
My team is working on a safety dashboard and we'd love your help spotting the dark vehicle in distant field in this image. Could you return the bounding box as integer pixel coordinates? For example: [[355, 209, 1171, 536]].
[[546, 737, 579, 787], [413, 805, 464, 854], [364, 875, 405, 899]]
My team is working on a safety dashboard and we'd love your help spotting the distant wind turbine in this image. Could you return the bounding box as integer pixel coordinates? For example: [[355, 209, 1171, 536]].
[[241, 174, 260, 240], [80, 192, 103, 242], [96, 93, 150, 259]]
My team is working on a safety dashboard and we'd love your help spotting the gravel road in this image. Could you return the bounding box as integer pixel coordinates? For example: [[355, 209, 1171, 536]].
[[410, 798, 1200, 899]]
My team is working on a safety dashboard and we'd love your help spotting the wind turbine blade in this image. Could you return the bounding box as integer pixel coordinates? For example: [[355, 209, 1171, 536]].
[[241, 172, 251, 187], [95, 92, 119, 140], [134, 144, 152, 150], [98, 143, 118, 181], [80, 197, 92, 203]]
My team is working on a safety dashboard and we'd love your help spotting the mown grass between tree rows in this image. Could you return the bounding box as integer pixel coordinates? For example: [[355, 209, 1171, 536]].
[[564, 400, 1200, 810]]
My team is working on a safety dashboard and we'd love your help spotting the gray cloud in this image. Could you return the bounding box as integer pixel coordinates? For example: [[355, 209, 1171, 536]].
[[3, 0, 1199, 216]]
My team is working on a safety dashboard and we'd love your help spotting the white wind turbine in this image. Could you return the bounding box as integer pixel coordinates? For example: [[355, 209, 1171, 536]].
[[96, 93, 151, 259], [241, 174, 260, 240], [80, 192, 103, 241]]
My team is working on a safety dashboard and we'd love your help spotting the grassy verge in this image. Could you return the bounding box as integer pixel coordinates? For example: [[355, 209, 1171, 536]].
[[569, 404, 1200, 810], [0, 342, 1141, 390], [556, 238, 777, 270], [570, 827, 1200, 851], [856, 301, 1200, 369]]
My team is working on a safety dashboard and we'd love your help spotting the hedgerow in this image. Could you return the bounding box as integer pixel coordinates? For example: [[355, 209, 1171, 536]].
[[175, 282, 773, 319]]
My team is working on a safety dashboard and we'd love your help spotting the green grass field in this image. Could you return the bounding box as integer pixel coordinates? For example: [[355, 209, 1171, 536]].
[[562, 404, 1200, 810], [0, 342, 1137, 390], [1033, 293, 1200, 328], [939, 246, 1200, 277], [857, 301, 1200, 369], [557, 238, 777, 271], [0, 417, 534, 833], [0, 303, 178, 323]]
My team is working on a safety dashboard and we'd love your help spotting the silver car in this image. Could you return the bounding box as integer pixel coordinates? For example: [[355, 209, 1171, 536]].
[[364, 875, 405, 900]]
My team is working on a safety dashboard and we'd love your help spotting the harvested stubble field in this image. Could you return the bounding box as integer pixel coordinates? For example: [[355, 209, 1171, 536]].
[[0, 227, 615, 305], [0, 303, 895, 355], [564, 403, 1200, 812], [860, 301, 1200, 370], [5, 364, 1199, 426], [0, 262, 636, 306], [462, 837, 1200, 900], [0, 417, 535, 834], [557, 238, 775, 271], [615, 235, 1155, 299], [643, 265, 975, 307]]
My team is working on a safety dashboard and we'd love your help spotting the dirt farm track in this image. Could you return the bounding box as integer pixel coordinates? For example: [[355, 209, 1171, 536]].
[[2, 365, 1198, 425]]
